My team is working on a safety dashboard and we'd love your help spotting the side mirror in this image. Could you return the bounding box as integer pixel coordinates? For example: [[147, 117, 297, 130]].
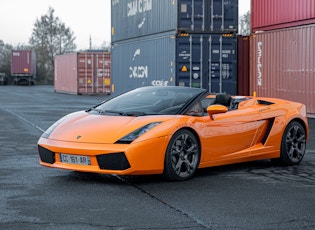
[[207, 105, 228, 120]]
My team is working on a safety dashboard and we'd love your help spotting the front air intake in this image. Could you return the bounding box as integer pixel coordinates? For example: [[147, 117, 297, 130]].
[[97, 152, 130, 170], [38, 146, 55, 164]]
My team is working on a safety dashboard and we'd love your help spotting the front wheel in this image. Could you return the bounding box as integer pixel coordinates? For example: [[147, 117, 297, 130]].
[[279, 121, 306, 165], [163, 129, 200, 181]]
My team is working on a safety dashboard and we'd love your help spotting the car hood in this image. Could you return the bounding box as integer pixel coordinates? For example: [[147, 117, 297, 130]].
[[48, 111, 172, 144]]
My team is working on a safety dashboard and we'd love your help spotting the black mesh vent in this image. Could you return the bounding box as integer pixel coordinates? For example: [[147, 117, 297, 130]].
[[97, 152, 130, 170], [38, 145, 55, 164]]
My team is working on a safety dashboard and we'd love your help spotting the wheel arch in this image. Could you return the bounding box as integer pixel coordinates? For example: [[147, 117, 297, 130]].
[[163, 127, 202, 180], [175, 127, 202, 157], [287, 118, 309, 141]]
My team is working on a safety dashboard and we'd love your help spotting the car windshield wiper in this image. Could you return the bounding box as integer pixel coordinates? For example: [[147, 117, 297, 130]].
[[89, 109, 157, 117], [121, 111, 147, 116], [88, 108, 123, 115]]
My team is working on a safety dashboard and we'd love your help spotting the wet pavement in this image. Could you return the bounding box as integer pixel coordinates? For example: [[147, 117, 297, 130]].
[[1, 85, 314, 229]]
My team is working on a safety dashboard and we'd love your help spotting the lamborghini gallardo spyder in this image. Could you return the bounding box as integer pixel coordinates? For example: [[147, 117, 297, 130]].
[[38, 86, 308, 181]]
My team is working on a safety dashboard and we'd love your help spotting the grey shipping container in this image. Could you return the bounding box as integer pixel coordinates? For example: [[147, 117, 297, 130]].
[[11, 50, 36, 85], [111, 0, 238, 42], [111, 32, 237, 95]]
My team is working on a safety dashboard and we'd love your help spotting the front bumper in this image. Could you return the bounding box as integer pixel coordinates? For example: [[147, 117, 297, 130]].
[[38, 136, 169, 175]]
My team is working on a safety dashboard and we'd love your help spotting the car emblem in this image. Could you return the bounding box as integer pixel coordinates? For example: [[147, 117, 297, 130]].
[[77, 135, 81, 139]]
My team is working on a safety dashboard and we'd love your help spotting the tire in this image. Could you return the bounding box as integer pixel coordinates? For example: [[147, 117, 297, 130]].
[[163, 129, 200, 181], [279, 121, 306, 165]]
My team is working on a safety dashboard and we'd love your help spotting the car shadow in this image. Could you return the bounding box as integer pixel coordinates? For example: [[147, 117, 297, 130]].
[[61, 158, 313, 185], [61, 160, 271, 184]]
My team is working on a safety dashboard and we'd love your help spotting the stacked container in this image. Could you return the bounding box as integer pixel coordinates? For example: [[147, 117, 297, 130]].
[[250, 0, 315, 116], [54, 52, 111, 95], [111, 0, 238, 95]]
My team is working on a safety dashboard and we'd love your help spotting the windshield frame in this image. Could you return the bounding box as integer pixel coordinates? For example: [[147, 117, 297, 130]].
[[89, 86, 207, 116]]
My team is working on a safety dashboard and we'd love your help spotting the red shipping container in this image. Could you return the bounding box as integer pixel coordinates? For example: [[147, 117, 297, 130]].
[[11, 50, 36, 75], [54, 52, 111, 95], [251, 0, 315, 32], [11, 50, 36, 85], [237, 35, 250, 96], [249, 24, 315, 117]]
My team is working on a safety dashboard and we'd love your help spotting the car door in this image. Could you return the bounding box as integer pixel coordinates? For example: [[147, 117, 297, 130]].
[[200, 105, 269, 162]]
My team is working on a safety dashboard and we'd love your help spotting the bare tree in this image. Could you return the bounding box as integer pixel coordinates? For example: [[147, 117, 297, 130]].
[[0, 40, 12, 75], [29, 7, 77, 83], [239, 11, 250, 35]]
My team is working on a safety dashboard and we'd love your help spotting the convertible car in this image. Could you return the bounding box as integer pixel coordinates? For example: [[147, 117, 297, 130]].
[[38, 86, 308, 180]]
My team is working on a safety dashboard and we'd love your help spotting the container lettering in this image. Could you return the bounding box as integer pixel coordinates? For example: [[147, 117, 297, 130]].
[[257, 42, 262, 86], [129, 66, 148, 78], [151, 80, 169, 86], [127, 0, 152, 17]]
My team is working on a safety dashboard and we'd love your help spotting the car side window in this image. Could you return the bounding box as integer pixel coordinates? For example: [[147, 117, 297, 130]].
[[186, 101, 203, 116]]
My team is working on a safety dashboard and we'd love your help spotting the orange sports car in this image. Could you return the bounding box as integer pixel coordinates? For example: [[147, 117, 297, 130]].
[[38, 86, 308, 181]]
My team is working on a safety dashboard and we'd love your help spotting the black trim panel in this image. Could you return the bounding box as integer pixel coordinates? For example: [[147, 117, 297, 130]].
[[261, 118, 275, 145]]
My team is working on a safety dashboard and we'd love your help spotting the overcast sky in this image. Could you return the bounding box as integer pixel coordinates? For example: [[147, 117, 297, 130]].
[[0, 0, 250, 50]]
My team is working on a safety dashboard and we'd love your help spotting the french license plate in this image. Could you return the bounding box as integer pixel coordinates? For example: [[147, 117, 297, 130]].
[[60, 154, 91, 165]]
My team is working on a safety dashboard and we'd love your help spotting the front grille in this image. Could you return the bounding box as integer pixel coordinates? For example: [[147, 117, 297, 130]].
[[38, 146, 55, 164], [97, 152, 130, 170]]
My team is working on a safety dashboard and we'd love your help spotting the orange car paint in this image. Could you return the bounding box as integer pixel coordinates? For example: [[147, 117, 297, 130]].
[[38, 96, 308, 176]]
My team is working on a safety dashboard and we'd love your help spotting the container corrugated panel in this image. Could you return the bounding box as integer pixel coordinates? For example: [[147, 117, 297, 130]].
[[251, 0, 315, 32], [111, 0, 238, 42], [237, 35, 250, 95], [249, 24, 315, 116], [55, 53, 78, 94], [176, 33, 237, 94], [11, 50, 36, 76], [54, 52, 111, 95], [111, 31, 237, 95], [111, 32, 176, 95]]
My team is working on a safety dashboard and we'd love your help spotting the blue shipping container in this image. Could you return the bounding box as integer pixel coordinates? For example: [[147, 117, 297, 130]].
[[111, 32, 176, 95], [111, 32, 237, 95], [176, 33, 237, 94], [111, 0, 238, 42]]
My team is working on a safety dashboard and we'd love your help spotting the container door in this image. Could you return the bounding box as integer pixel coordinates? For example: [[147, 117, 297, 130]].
[[77, 53, 92, 94], [176, 34, 237, 94], [176, 34, 206, 89], [207, 34, 237, 94], [210, 0, 238, 33], [178, 0, 206, 32], [95, 53, 111, 94], [178, 0, 238, 33]]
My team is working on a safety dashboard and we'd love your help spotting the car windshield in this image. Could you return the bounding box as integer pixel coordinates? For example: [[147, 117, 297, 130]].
[[91, 86, 206, 116]]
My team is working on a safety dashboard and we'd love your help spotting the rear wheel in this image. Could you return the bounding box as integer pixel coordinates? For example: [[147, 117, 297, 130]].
[[279, 121, 306, 165], [163, 129, 200, 181]]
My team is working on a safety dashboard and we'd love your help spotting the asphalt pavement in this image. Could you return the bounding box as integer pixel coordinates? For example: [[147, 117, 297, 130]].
[[1, 85, 314, 230]]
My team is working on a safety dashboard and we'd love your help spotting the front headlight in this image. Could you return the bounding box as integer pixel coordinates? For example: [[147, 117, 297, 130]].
[[41, 115, 68, 139], [117, 122, 162, 144]]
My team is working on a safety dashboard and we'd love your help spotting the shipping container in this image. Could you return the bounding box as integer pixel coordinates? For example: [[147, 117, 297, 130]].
[[249, 24, 315, 117], [237, 35, 250, 95], [11, 50, 36, 85], [251, 0, 315, 32], [176, 33, 237, 94], [111, 32, 237, 95], [54, 52, 111, 95], [111, 0, 238, 42]]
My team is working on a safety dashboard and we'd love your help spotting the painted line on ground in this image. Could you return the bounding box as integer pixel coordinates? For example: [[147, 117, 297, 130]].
[[2, 107, 45, 133]]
